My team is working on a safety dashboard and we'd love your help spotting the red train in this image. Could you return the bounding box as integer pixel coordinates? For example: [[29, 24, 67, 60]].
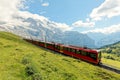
[[24, 39, 102, 64]]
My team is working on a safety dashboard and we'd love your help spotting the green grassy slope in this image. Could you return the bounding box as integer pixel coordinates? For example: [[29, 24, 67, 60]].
[[0, 31, 120, 80], [101, 42, 120, 69]]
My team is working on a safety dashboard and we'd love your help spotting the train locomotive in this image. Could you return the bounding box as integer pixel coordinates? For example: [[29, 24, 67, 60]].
[[24, 39, 101, 64]]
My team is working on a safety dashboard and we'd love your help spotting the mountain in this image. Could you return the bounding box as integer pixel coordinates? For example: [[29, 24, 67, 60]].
[[97, 32, 120, 47], [0, 17, 96, 48], [86, 32, 120, 48], [0, 31, 120, 80], [62, 31, 96, 48]]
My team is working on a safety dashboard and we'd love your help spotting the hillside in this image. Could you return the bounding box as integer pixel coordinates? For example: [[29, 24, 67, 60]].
[[0, 31, 120, 80], [101, 41, 120, 69]]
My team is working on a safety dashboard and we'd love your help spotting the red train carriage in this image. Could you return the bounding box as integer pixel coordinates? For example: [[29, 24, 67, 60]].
[[24, 39, 101, 64], [62, 45, 101, 64], [46, 42, 55, 50], [38, 41, 46, 47], [54, 43, 64, 53]]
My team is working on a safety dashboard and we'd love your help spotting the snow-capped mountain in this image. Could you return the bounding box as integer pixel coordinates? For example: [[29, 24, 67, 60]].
[[1, 14, 120, 48], [0, 16, 96, 48]]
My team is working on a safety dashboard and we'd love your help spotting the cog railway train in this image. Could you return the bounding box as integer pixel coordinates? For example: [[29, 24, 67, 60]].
[[24, 39, 102, 64]]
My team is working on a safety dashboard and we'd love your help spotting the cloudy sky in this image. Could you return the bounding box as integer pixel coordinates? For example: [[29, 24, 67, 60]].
[[0, 0, 120, 34]]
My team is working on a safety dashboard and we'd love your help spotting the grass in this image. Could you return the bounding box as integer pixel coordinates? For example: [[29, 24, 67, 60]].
[[102, 53, 120, 69], [101, 42, 120, 69], [0, 31, 120, 80]]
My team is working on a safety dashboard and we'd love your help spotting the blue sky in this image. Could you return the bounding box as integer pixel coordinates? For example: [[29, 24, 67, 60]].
[[0, 0, 120, 34], [23, 0, 120, 33], [25, 0, 104, 24]]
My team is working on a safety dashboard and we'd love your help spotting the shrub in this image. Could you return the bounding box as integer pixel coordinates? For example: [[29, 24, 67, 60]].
[[22, 57, 30, 65], [107, 49, 112, 53], [32, 73, 42, 80], [105, 55, 115, 60], [25, 65, 36, 76]]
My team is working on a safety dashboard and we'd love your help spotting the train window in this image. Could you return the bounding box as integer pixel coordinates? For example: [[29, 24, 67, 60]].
[[38, 42, 41, 44], [81, 51, 89, 56], [48, 44, 50, 46], [90, 53, 97, 60], [55, 45, 57, 49], [72, 49, 76, 53], [64, 47, 67, 51], [76, 50, 81, 54], [86, 52, 90, 56], [49, 44, 51, 46], [46, 43, 48, 46], [70, 48, 72, 52], [81, 51, 85, 56], [67, 48, 70, 52], [66, 47, 68, 51], [68, 48, 72, 52], [58, 46, 60, 50], [56, 46, 60, 50]]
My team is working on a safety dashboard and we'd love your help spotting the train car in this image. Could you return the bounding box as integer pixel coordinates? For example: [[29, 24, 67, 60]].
[[24, 39, 101, 64], [62, 45, 101, 64]]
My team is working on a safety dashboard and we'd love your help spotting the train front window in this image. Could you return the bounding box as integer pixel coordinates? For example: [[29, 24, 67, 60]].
[[90, 53, 97, 60]]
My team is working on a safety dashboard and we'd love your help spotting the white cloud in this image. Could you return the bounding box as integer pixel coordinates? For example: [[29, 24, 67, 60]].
[[0, 0, 30, 27], [0, 0, 20, 21], [0, 0, 71, 32], [90, 0, 120, 21], [41, 2, 49, 7], [82, 24, 120, 34], [18, 11, 71, 31], [72, 20, 95, 28], [53, 22, 72, 31]]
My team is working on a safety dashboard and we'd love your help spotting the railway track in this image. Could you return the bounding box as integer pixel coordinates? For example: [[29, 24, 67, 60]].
[[99, 63, 120, 74]]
